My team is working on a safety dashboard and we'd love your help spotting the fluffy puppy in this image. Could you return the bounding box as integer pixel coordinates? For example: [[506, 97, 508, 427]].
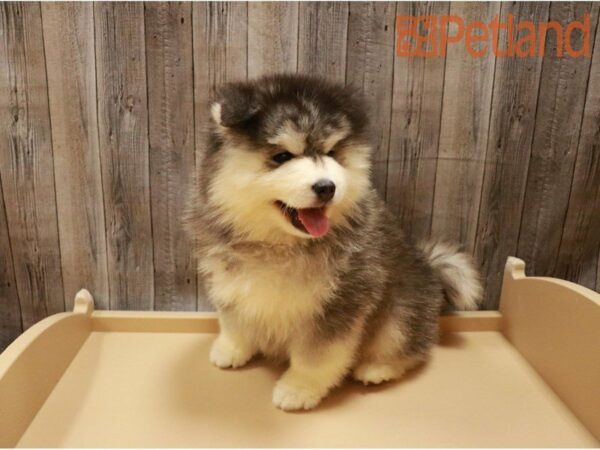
[[184, 74, 482, 411]]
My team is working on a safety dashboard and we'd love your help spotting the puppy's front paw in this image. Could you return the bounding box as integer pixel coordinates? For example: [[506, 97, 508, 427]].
[[209, 335, 253, 369], [272, 373, 324, 411]]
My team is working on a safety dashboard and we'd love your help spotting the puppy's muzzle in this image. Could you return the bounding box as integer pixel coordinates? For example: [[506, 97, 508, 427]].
[[312, 179, 336, 202]]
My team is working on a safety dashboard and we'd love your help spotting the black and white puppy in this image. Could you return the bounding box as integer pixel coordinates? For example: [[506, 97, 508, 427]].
[[185, 74, 482, 411]]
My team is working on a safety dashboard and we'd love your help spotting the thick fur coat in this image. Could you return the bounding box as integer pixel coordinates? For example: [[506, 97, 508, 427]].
[[184, 74, 482, 411]]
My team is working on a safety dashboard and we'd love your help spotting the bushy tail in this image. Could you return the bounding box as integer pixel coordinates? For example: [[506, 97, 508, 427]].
[[418, 241, 483, 311]]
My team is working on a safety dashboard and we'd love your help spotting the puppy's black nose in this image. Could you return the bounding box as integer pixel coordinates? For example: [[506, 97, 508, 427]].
[[312, 179, 336, 202]]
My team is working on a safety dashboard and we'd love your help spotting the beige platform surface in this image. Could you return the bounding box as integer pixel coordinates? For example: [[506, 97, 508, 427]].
[[18, 330, 596, 448]]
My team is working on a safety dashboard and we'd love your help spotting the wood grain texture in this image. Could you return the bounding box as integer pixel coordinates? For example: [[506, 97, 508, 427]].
[[554, 12, 600, 291], [0, 178, 21, 352], [0, 2, 65, 328], [474, 2, 550, 309], [385, 1, 448, 243], [517, 3, 600, 277], [145, 2, 196, 311], [346, 2, 396, 197], [431, 2, 500, 252], [3, 2, 600, 352], [248, 2, 298, 78], [297, 2, 348, 82], [193, 2, 248, 310], [193, 2, 248, 127], [41, 3, 109, 310], [94, 2, 154, 310]]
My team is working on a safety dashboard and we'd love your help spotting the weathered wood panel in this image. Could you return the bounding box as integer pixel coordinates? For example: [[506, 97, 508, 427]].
[[385, 2, 448, 243], [474, 2, 550, 309], [94, 2, 154, 310], [297, 2, 348, 82], [346, 2, 396, 197], [248, 2, 298, 78], [2, 2, 600, 350], [431, 2, 500, 252], [145, 2, 197, 311], [554, 13, 600, 290], [0, 3, 65, 328], [597, 251, 600, 292], [0, 178, 21, 351], [193, 2, 248, 125], [517, 2, 599, 276], [41, 3, 109, 310], [192, 2, 248, 310]]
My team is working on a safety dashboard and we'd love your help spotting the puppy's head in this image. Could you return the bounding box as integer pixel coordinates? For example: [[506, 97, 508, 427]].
[[205, 74, 372, 243]]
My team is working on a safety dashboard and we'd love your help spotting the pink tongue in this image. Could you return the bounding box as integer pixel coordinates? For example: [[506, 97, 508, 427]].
[[297, 207, 330, 237]]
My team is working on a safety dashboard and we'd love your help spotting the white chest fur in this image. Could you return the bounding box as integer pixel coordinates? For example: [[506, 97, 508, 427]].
[[200, 244, 337, 355]]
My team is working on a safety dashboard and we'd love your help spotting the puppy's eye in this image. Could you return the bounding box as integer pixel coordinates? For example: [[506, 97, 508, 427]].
[[328, 150, 336, 158], [272, 151, 295, 164]]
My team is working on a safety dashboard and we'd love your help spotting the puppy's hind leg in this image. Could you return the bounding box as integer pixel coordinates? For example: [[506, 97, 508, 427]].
[[272, 323, 363, 411], [352, 316, 423, 385], [352, 358, 421, 385]]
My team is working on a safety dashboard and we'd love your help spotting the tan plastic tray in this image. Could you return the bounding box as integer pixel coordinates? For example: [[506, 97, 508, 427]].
[[0, 257, 598, 447]]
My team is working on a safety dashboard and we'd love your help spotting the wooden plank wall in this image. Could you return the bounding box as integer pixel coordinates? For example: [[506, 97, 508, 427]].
[[1, 2, 599, 351]]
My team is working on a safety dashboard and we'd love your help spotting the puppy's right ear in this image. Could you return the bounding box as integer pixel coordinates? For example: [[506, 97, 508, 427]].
[[211, 83, 260, 128]]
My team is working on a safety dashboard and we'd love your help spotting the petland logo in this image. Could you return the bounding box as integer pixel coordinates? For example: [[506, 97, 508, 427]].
[[396, 14, 591, 58]]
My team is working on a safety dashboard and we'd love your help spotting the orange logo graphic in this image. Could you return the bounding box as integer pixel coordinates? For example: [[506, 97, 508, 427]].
[[396, 14, 591, 58]]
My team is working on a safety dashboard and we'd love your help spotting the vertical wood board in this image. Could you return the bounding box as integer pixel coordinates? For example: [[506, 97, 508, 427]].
[[0, 178, 21, 352], [297, 2, 349, 82], [474, 2, 550, 308], [517, 2, 599, 276], [0, 3, 65, 328], [385, 1, 448, 243], [554, 10, 600, 290], [346, 2, 396, 197], [94, 2, 154, 310], [41, 2, 109, 310], [431, 2, 500, 252], [247, 2, 299, 78], [145, 2, 197, 311]]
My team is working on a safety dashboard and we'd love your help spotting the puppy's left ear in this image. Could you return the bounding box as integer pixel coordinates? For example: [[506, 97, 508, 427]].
[[211, 83, 260, 127]]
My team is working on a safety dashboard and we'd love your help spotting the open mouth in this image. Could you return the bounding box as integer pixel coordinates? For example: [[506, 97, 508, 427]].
[[274, 201, 330, 237]]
